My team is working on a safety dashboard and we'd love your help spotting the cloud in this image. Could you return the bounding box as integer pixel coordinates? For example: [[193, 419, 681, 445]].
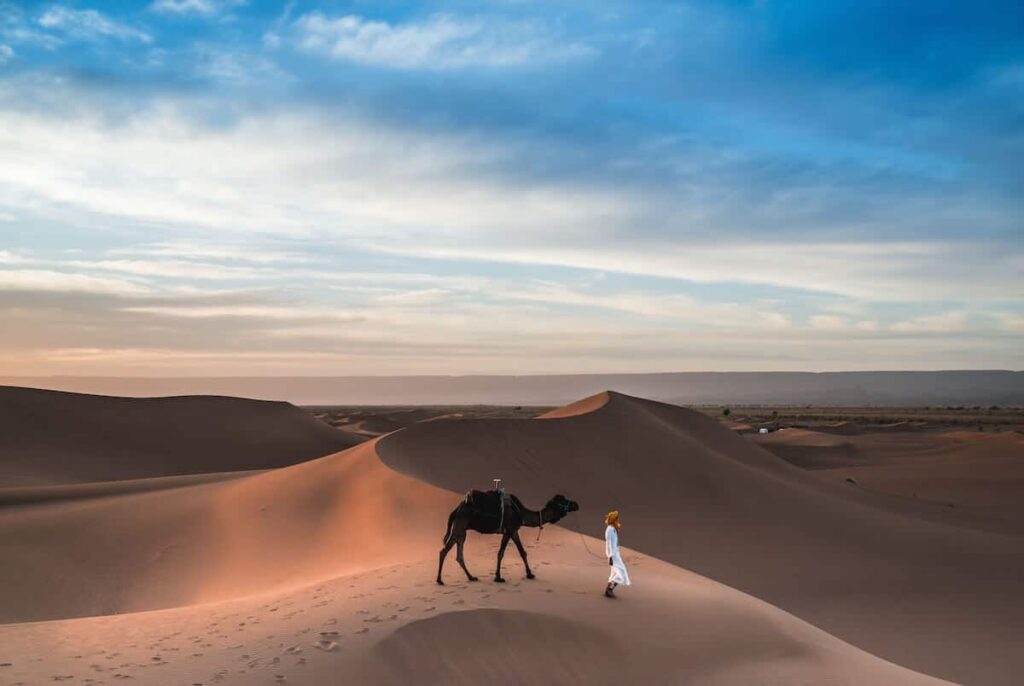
[[0, 269, 150, 295], [809, 315, 879, 332], [0, 84, 1019, 309], [38, 5, 151, 43], [110, 241, 311, 265], [61, 259, 273, 280], [189, 44, 286, 84], [992, 312, 1024, 332], [890, 312, 970, 334], [0, 44, 12, 63], [150, 0, 246, 17], [290, 12, 595, 69]]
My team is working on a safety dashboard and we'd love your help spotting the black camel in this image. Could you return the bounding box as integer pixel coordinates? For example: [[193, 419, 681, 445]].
[[437, 491, 579, 584]]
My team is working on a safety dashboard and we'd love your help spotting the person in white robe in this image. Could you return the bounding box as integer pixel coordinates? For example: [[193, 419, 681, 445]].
[[604, 510, 630, 597]]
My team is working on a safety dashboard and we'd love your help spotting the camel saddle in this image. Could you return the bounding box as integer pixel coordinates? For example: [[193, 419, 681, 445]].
[[463, 489, 515, 519]]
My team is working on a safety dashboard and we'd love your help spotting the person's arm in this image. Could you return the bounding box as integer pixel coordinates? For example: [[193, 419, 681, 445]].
[[607, 527, 618, 563]]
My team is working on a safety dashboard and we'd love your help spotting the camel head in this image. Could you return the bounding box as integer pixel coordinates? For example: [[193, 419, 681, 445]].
[[545, 494, 579, 522]]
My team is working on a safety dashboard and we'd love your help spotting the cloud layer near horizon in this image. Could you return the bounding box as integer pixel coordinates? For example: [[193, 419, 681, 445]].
[[0, 1, 1021, 375]]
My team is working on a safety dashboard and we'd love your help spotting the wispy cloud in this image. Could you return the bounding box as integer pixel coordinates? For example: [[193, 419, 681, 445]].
[[38, 5, 151, 43], [290, 12, 595, 69], [0, 269, 150, 295], [0, 44, 12, 63], [150, 0, 246, 18], [891, 312, 970, 334]]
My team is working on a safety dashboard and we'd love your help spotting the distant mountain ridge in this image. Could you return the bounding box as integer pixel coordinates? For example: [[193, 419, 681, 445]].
[[2, 370, 1020, 406]]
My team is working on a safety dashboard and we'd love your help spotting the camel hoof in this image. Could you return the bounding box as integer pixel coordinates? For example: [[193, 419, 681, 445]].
[[436, 579, 444, 586], [526, 573, 536, 580], [468, 576, 479, 582], [494, 577, 506, 583]]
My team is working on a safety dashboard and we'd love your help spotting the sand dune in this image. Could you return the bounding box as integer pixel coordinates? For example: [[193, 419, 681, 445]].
[[378, 391, 1024, 686], [0, 522, 949, 685], [752, 427, 862, 468], [0, 441, 452, 623], [757, 427, 1024, 532], [0, 386, 362, 487], [1, 389, 1018, 684]]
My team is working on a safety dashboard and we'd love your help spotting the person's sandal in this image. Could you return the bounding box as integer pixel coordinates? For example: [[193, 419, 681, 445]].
[[604, 586, 616, 598]]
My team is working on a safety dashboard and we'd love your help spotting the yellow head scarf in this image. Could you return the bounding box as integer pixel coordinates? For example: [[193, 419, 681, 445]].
[[605, 510, 621, 528]]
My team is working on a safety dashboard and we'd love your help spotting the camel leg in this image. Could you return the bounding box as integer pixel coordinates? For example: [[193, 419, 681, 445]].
[[437, 518, 464, 585], [511, 530, 535, 579], [437, 537, 455, 585], [494, 532, 511, 583], [455, 535, 478, 581]]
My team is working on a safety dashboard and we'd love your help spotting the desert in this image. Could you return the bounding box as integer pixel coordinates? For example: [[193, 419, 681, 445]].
[[2, 387, 1022, 685]]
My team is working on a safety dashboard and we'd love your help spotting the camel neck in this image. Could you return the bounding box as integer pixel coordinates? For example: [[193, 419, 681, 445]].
[[523, 506, 555, 528]]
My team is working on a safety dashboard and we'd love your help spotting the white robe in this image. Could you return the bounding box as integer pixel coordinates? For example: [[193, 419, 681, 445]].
[[605, 525, 631, 586]]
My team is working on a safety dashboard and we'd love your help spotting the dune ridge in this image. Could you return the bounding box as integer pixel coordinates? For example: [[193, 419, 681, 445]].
[[0, 385, 362, 487], [0, 440, 453, 623]]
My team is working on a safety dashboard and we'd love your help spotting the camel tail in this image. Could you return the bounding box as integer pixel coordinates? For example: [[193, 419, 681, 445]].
[[442, 509, 457, 544]]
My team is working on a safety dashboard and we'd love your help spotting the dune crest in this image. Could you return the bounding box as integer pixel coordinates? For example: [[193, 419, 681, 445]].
[[0, 440, 453, 623], [538, 390, 611, 418], [0, 386, 362, 487]]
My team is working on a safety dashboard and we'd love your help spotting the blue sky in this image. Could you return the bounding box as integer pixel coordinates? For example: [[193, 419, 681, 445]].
[[0, 0, 1021, 375]]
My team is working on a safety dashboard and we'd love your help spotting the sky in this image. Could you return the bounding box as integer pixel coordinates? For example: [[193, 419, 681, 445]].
[[0, 0, 1021, 376]]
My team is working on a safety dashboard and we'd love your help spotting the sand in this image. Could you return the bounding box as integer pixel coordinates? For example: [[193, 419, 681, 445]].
[[0, 386, 362, 487], [756, 427, 1024, 532], [1, 388, 1019, 684], [0, 517, 948, 686]]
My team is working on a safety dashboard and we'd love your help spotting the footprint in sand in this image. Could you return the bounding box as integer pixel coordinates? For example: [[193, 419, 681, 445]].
[[354, 628, 369, 635], [315, 640, 339, 652]]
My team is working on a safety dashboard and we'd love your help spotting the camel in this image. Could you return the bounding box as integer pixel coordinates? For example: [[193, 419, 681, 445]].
[[437, 490, 579, 584]]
